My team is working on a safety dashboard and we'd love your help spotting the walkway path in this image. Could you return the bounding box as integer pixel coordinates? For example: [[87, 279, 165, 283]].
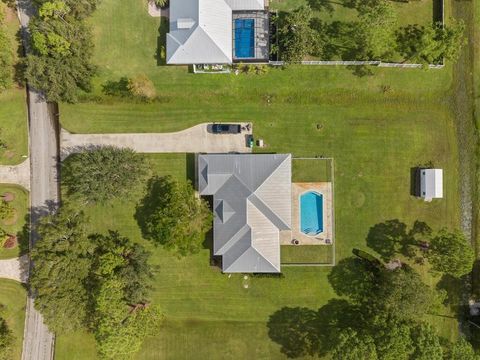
[[61, 123, 252, 157], [0, 159, 30, 190], [17, 0, 57, 358], [0, 255, 29, 283]]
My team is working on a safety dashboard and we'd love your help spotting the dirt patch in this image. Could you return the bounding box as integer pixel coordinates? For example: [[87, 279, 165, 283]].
[[2, 209, 18, 226], [4, 6, 16, 23], [2, 192, 15, 202], [3, 150, 15, 159], [3, 235, 17, 249]]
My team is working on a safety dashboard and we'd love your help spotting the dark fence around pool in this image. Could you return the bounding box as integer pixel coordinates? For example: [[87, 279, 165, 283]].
[[282, 158, 336, 267]]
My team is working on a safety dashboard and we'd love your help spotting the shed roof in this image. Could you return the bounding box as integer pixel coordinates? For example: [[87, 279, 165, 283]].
[[420, 168, 443, 199], [198, 154, 292, 273]]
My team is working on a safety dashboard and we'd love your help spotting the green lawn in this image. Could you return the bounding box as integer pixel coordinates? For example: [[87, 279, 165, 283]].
[[0, 185, 29, 260], [281, 245, 334, 264], [55, 0, 462, 357], [271, 0, 438, 26], [0, 279, 26, 360], [0, 7, 28, 165]]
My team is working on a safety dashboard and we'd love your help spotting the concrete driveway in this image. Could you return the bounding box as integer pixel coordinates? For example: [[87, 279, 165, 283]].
[[61, 123, 253, 157], [0, 158, 30, 190], [0, 255, 29, 283]]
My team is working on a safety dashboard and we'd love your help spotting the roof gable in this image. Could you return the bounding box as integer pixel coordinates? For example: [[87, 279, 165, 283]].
[[198, 154, 291, 273]]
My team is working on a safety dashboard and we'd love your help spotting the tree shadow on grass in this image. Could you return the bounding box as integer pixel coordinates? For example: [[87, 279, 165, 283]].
[[366, 219, 431, 262], [267, 299, 363, 358], [366, 219, 409, 261], [327, 257, 377, 303], [134, 177, 169, 243]]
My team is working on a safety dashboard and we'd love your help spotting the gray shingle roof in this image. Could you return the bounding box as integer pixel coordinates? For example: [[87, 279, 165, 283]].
[[198, 154, 292, 273]]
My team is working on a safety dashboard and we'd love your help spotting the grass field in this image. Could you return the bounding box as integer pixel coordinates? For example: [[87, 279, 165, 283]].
[[0, 6, 28, 165], [55, 0, 463, 357], [0, 279, 26, 360]]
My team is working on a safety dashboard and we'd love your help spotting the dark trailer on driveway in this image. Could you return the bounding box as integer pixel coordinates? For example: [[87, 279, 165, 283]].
[[211, 124, 242, 134]]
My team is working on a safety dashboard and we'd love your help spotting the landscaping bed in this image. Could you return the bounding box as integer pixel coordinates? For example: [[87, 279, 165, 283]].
[[0, 185, 28, 260]]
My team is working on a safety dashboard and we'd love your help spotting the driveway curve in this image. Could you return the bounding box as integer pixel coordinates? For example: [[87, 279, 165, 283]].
[[60, 123, 253, 158], [0, 159, 30, 190], [0, 255, 29, 283]]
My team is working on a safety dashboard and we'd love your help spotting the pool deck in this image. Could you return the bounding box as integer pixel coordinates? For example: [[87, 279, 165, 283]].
[[232, 11, 270, 62], [282, 182, 333, 246]]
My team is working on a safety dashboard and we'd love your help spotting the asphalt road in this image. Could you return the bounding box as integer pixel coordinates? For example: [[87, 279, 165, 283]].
[[16, 0, 58, 359]]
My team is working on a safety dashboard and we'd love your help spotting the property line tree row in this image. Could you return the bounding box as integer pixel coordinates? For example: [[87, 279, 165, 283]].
[[275, 0, 465, 66]]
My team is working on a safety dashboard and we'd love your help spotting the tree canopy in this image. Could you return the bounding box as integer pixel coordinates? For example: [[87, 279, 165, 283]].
[[34, 0, 99, 19], [396, 20, 466, 65], [62, 146, 149, 203], [136, 176, 212, 256], [371, 266, 434, 321], [31, 202, 159, 358], [448, 338, 480, 360], [427, 230, 474, 277], [25, 0, 97, 102], [278, 6, 320, 63], [0, 307, 13, 360], [332, 328, 378, 360], [30, 201, 94, 333], [354, 0, 397, 60], [92, 275, 162, 360]]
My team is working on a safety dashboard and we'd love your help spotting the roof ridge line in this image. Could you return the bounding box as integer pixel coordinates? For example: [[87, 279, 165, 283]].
[[249, 246, 280, 272], [195, 25, 231, 62]]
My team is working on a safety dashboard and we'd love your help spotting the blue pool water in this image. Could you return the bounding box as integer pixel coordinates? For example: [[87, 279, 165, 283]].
[[300, 191, 324, 236], [235, 19, 255, 58]]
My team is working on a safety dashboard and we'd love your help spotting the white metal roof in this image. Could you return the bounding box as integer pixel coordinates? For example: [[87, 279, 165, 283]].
[[420, 169, 443, 199], [167, 0, 265, 64]]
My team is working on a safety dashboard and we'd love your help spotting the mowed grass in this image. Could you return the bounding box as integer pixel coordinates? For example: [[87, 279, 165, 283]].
[[0, 279, 26, 360], [56, 0, 461, 357], [0, 184, 29, 259], [0, 7, 28, 165], [56, 105, 460, 357]]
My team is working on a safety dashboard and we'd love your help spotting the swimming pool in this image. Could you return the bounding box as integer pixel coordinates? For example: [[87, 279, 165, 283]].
[[234, 19, 255, 58], [300, 191, 324, 236]]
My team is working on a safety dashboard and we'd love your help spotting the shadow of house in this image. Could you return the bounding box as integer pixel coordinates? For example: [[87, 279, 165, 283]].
[[156, 17, 169, 66]]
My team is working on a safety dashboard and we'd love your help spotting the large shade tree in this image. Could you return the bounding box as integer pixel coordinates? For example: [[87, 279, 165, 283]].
[[62, 146, 149, 203], [0, 307, 13, 360], [396, 20, 466, 65], [331, 328, 377, 360], [427, 230, 474, 277], [278, 6, 320, 63], [25, 0, 97, 102], [30, 201, 94, 333], [371, 266, 434, 321], [136, 176, 212, 256], [354, 0, 397, 60]]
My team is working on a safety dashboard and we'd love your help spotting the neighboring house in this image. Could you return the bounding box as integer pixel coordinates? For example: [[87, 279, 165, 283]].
[[167, 0, 270, 65], [198, 154, 292, 273], [420, 168, 443, 201]]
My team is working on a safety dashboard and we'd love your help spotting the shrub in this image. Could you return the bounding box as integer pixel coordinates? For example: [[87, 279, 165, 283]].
[[127, 74, 157, 101]]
